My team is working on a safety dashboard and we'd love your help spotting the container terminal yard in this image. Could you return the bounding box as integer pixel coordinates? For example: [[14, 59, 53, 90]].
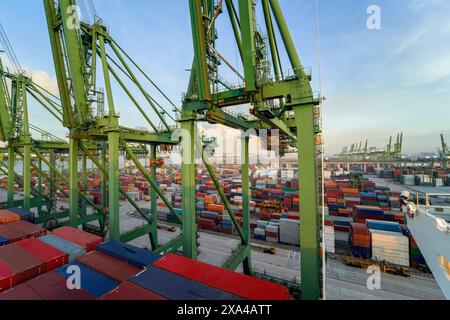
[[323, 136, 450, 300], [0, 0, 323, 300]]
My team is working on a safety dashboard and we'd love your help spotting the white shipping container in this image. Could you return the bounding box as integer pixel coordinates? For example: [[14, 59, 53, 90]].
[[254, 228, 266, 236]]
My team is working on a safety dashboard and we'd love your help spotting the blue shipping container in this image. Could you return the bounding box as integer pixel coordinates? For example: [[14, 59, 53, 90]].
[[367, 220, 402, 233], [8, 208, 35, 223], [96, 240, 162, 268], [0, 235, 8, 246], [131, 267, 243, 300], [56, 263, 119, 298], [351, 246, 371, 259], [40, 235, 86, 262]]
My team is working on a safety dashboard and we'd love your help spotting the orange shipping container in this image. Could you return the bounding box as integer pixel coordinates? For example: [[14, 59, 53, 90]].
[[0, 210, 21, 225], [207, 204, 224, 214], [341, 188, 359, 194]]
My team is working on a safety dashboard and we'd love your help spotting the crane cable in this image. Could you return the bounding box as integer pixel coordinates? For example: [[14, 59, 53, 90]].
[[0, 23, 22, 74], [315, 0, 326, 301]]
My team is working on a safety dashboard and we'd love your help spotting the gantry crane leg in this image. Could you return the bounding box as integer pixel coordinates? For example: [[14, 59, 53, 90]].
[[108, 131, 121, 240], [150, 144, 159, 249], [7, 147, 15, 207], [241, 135, 252, 275], [181, 117, 198, 259], [69, 138, 79, 226], [294, 104, 320, 300]]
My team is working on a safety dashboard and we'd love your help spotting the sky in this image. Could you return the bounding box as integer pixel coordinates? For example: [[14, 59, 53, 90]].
[[0, 0, 449, 155]]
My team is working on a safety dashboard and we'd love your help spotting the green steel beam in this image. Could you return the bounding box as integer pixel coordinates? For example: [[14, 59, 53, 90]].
[[262, 0, 282, 81], [81, 154, 87, 217], [294, 104, 320, 300], [268, 0, 304, 76], [222, 244, 251, 271], [206, 106, 255, 131], [238, 0, 256, 91], [202, 144, 247, 245], [121, 142, 181, 222], [107, 65, 159, 132], [108, 131, 121, 240], [241, 135, 252, 275], [154, 235, 183, 255], [69, 138, 79, 226], [120, 224, 153, 244], [181, 118, 197, 259], [109, 42, 171, 132], [18, 79, 31, 211], [189, 0, 211, 101], [78, 142, 152, 224], [150, 144, 159, 249], [225, 0, 244, 62], [58, 0, 90, 124], [43, 0, 74, 128], [101, 143, 108, 210], [7, 147, 15, 207]]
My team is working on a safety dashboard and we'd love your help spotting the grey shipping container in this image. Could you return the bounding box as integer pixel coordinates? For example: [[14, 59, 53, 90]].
[[39, 235, 86, 262]]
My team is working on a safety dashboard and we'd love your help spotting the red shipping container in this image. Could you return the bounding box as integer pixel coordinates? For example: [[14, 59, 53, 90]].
[[9, 221, 47, 239], [154, 254, 291, 300], [16, 238, 68, 273], [77, 251, 140, 282], [350, 223, 370, 235], [0, 260, 14, 293], [351, 239, 370, 248], [351, 234, 370, 242], [52, 227, 103, 252], [100, 281, 166, 300], [0, 224, 28, 244], [0, 244, 43, 285], [26, 271, 94, 300], [334, 226, 350, 232], [324, 219, 334, 226], [0, 282, 43, 300]]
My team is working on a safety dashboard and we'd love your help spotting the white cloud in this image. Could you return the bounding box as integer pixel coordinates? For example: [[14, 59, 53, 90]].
[[1, 54, 59, 96], [25, 68, 59, 96]]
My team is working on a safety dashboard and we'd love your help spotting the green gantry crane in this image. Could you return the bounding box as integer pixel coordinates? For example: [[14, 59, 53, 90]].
[[0, 28, 71, 216], [440, 134, 449, 170], [183, 0, 321, 299], [43, 0, 181, 248], [337, 133, 403, 162]]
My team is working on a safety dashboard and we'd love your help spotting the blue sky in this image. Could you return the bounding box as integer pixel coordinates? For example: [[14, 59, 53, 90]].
[[1, 0, 449, 155]]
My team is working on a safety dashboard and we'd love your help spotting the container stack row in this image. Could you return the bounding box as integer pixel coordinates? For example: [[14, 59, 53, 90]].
[[1, 226, 292, 300]]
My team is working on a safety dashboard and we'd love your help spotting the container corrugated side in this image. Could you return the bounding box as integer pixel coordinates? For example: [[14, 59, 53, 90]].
[[0, 260, 14, 293], [96, 240, 162, 268], [0, 224, 27, 243], [0, 282, 43, 300], [7, 208, 35, 223], [0, 210, 20, 224], [131, 267, 243, 300], [16, 238, 68, 273], [56, 263, 119, 298], [100, 281, 166, 300], [39, 235, 86, 262], [0, 244, 43, 285], [52, 227, 103, 252], [77, 250, 140, 282], [9, 221, 47, 238], [154, 254, 291, 300], [26, 271, 94, 300]]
